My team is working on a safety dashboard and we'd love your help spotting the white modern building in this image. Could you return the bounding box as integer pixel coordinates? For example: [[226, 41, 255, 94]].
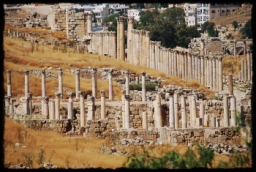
[[127, 9, 141, 21], [108, 3, 129, 14], [184, 3, 197, 26]]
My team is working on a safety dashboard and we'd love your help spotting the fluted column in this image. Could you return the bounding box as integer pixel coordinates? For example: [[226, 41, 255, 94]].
[[141, 71, 146, 102], [68, 92, 74, 120], [200, 55, 204, 85], [124, 95, 130, 129], [49, 100, 55, 120], [218, 56, 223, 91], [91, 67, 97, 99], [142, 111, 148, 129], [145, 31, 150, 68], [108, 69, 114, 100], [117, 16, 125, 61], [75, 68, 80, 99], [125, 70, 130, 95], [188, 53, 192, 80], [58, 68, 63, 96], [181, 95, 187, 128], [169, 95, 175, 128], [7, 70, 12, 97], [55, 92, 61, 120], [174, 91, 179, 129], [100, 90, 106, 119], [191, 95, 197, 127], [127, 17, 134, 63], [155, 93, 162, 128], [173, 51, 177, 77], [78, 91, 85, 126], [243, 59, 247, 82], [99, 32, 103, 55]]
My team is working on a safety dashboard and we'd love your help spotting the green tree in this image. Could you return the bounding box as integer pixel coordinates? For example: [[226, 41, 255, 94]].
[[138, 10, 159, 28], [160, 7, 185, 27], [232, 21, 238, 29], [240, 19, 252, 38], [201, 21, 218, 37], [176, 25, 201, 48], [102, 14, 127, 32]]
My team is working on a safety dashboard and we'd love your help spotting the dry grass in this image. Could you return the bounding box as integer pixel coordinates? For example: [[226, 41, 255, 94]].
[[222, 55, 246, 76]]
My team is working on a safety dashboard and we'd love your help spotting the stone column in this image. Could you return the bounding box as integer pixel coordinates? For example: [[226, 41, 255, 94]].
[[25, 70, 29, 97], [75, 68, 80, 99], [203, 114, 209, 127], [200, 39, 205, 55], [28, 93, 32, 115], [55, 92, 61, 120], [91, 67, 97, 99], [49, 100, 55, 120], [145, 31, 150, 68], [99, 32, 103, 55], [142, 111, 148, 129], [9, 98, 15, 115], [121, 91, 125, 128], [199, 101, 204, 125], [127, 16, 134, 63], [243, 59, 247, 82], [68, 92, 74, 120], [200, 55, 204, 85], [108, 69, 114, 100], [141, 71, 146, 102], [124, 95, 130, 129], [223, 94, 229, 127], [100, 90, 106, 119], [230, 96, 236, 127], [41, 70, 46, 97], [174, 91, 179, 129], [155, 93, 162, 128], [169, 95, 175, 128], [247, 48, 251, 81], [116, 17, 120, 59], [212, 116, 216, 127], [58, 68, 63, 97], [218, 56, 223, 92], [181, 95, 187, 128], [191, 95, 197, 127], [7, 70, 12, 97], [79, 91, 86, 127], [87, 95, 95, 121], [118, 16, 125, 61], [86, 13, 92, 34], [228, 75, 233, 96], [125, 70, 130, 95], [43, 96, 49, 119], [212, 57, 216, 90]]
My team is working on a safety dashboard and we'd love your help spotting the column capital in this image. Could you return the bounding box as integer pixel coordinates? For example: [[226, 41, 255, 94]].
[[25, 70, 30, 74], [68, 92, 74, 98], [91, 67, 97, 74], [28, 93, 32, 99], [42, 70, 46, 75], [43, 96, 49, 102], [75, 68, 80, 74], [125, 70, 129, 76], [87, 95, 95, 101], [217, 56, 223, 61], [117, 16, 126, 23], [100, 90, 105, 96], [78, 91, 85, 96], [7, 70, 11, 74], [55, 92, 61, 98], [124, 94, 130, 100], [145, 31, 150, 37], [108, 68, 114, 74], [141, 71, 146, 76], [127, 16, 134, 24]]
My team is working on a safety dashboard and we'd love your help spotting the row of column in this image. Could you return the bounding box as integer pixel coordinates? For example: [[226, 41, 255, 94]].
[[238, 49, 252, 82], [88, 31, 116, 58]]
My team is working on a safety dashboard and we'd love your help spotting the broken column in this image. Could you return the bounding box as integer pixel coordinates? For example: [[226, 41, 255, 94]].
[[141, 71, 146, 102], [49, 100, 55, 120], [108, 69, 114, 101], [87, 95, 95, 121], [75, 68, 80, 99], [223, 94, 229, 127], [25, 70, 29, 97], [91, 67, 97, 99], [55, 92, 61, 120], [7, 70, 12, 97], [68, 92, 74, 120], [142, 111, 147, 129], [155, 93, 162, 128], [58, 68, 63, 97], [79, 91, 86, 127], [230, 96, 236, 127], [169, 95, 175, 128], [125, 70, 130, 95], [124, 94, 130, 129], [228, 75, 233, 96], [181, 95, 187, 128], [100, 90, 106, 119]]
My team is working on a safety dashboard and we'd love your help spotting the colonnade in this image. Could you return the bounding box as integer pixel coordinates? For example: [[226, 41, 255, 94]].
[[238, 49, 252, 82]]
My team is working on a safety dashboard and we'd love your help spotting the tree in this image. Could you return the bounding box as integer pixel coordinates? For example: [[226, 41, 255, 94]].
[[175, 25, 201, 48], [201, 21, 218, 37], [102, 14, 127, 32], [232, 21, 238, 29], [160, 7, 185, 27], [138, 10, 159, 28], [240, 19, 252, 39]]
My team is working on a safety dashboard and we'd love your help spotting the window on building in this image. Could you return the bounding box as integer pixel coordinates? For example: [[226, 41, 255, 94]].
[[227, 9, 230, 12], [222, 10, 225, 13], [212, 10, 216, 13], [232, 9, 236, 12]]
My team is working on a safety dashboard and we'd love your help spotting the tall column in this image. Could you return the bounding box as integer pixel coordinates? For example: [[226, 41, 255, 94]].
[[199, 101, 205, 119], [230, 96, 236, 127], [68, 92, 74, 120], [116, 17, 120, 60], [155, 93, 162, 128], [117, 16, 125, 61], [204, 114, 209, 127], [228, 75, 233, 96], [108, 69, 114, 100], [212, 57, 216, 90], [7, 70, 12, 97], [142, 111, 148, 129], [87, 95, 95, 121], [55, 92, 61, 120], [234, 41, 236, 56], [91, 67, 97, 99], [141, 71, 146, 102], [100, 90, 106, 119], [145, 31, 150, 68], [209, 56, 213, 89], [75, 68, 80, 99], [58, 68, 63, 97], [25, 70, 29, 97], [223, 94, 229, 127], [49, 100, 55, 120], [43, 96, 49, 119], [169, 95, 175, 128], [243, 59, 247, 81], [79, 91, 86, 127], [127, 16, 134, 63], [174, 91, 179, 129], [191, 95, 197, 127], [124, 95, 130, 129], [86, 13, 92, 34], [28, 93, 32, 115], [125, 70, 130, 95], [218, 56, 223, 91], [181, 95, 187, 128], [99, 32, 103, 55], [41, 70, 46, 97], [247, 48, 251, 81]]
